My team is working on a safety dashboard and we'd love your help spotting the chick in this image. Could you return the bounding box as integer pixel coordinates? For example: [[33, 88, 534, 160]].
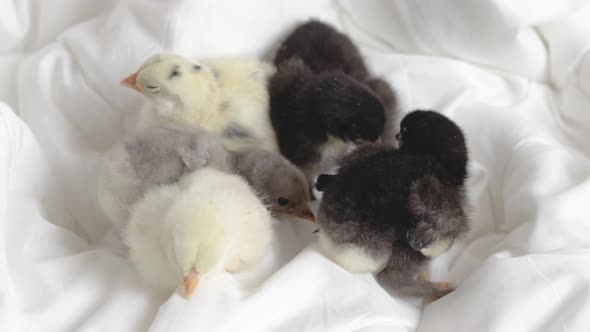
[[314, 110, 469, 300], [232, 148, 314, 222], [97, 123, 313, 227], [96, 123, 232, 228], [269, 58, 385, 185], [122, 53, 277, 151], [274, 20, 398, 146], [126, 167, 273, 299]]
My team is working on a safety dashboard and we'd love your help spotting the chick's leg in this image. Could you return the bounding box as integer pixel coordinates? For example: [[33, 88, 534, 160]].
[[377, 266, 454, 300], [183, 268, 199, 299], [376, 252, 454, 300]]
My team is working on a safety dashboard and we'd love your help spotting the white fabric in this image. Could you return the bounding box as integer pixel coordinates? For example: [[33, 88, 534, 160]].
[[1, 0, 590, 331]]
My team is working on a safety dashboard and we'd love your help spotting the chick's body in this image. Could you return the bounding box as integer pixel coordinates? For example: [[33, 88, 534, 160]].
[[274, 20, 399, 147], [202, 57, 277, 151], [127, 54, 277, 151], [97, 124, 312, 227], [317, 147, 427, 270], [126, 167, 273, 297], [97, 123, 231, 228], [316, 111, 469, 300], [269, 59, 384, 184]]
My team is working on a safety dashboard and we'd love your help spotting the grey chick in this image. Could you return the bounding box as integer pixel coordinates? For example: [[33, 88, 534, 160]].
[[97, 123, 232, 228], [97, 123, 313, 227]]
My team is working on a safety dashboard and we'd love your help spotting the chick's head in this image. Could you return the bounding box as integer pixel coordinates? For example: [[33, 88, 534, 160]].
[[263, 164, 313, 222], [234, 150, 314, 222], [317, 73, 385, 143], [397, 110, 468, 184], [122, 53, 219, 117]]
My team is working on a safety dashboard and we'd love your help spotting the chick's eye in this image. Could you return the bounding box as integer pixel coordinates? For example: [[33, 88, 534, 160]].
[[192, 64, 202, 71], [277, 197, 289, 206], [166, 65, 182, 80], [146, 85, 160, 94]]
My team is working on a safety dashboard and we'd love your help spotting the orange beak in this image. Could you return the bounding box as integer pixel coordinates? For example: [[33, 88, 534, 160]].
[[182, 267, 199, 300], [295, 206, 315, 223], [121, 71, 142, 93]]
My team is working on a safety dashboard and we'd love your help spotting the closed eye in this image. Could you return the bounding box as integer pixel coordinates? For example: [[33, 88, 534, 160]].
[[146, 85, 160, 93]]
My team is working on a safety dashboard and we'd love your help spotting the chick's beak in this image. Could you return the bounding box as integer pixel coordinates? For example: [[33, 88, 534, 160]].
[[182, 267, 199, 300], [295, 206, 315, 223], [121, 71, 142, 93]]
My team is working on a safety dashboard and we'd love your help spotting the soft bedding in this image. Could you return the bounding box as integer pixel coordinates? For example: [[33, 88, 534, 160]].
[[1, 1, 590, 331]]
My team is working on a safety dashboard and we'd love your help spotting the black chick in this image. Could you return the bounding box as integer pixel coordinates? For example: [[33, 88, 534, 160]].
[[315, 110, 469, 300], [269, 58, 385, 185], [274, 19, 399, 147]]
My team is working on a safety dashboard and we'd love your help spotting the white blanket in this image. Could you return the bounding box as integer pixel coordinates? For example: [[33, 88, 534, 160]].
[[1, 1, 590, 331]]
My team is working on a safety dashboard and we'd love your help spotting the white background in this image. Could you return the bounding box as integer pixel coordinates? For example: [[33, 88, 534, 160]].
[[1, 1, 590, 331]]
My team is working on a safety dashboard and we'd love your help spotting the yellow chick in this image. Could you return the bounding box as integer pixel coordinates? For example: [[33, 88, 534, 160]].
[[125, 167, 273, 299], [122, 53, 278, 151]]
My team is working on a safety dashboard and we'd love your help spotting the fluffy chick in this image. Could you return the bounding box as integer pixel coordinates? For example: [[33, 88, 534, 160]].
[[269, 58, 385, 185], [97, 123, 232, 228], [232, 148, 314, 222], [122, 53, 277, 151], [314, 110, 469, 300], [126, 167, 273, 299], [274, 20, 399, 146], [97, 123, 313, 226]]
